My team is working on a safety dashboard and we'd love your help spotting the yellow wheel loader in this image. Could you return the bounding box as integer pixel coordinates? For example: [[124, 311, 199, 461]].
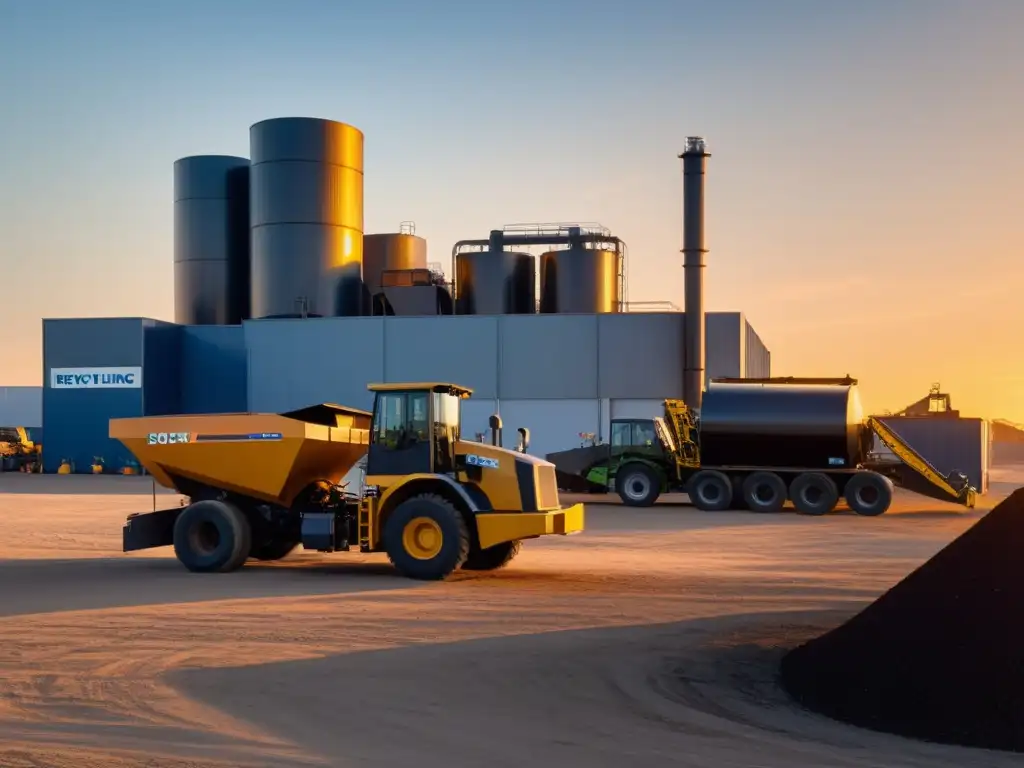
[[0, 427, 41, 473], [109, 382, 584, 580]]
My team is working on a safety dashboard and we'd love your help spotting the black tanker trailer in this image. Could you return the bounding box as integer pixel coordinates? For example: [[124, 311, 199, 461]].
[[546, 377, 976, 516]]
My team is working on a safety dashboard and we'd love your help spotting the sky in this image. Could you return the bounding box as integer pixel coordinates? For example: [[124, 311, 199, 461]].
[[1, 0, 1022, 420]]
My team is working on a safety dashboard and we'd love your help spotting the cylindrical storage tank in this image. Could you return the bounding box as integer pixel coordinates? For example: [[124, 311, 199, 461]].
[[455, 250, 536, 314], [173, 155, 251, 325], [249, 117, 364, 318], [698, 382, 868, 470], [539, 247, 620, 313], [363, 233, 428, 295]]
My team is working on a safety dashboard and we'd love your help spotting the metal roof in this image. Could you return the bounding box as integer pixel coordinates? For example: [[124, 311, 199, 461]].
[[367, 382, 473, 397]]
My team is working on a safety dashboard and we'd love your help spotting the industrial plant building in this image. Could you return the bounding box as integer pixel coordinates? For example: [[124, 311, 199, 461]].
[[33, 117, 772, 472]]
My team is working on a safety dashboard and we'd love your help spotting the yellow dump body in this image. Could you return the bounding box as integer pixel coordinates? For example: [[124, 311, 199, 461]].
[[110, 405, 371, 507]]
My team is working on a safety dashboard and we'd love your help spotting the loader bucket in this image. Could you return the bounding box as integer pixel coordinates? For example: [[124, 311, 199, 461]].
[[109, 405, 371, 507]]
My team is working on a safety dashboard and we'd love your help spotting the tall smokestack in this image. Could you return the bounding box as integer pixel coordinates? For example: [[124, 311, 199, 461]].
[[679, 136, 710, 411]]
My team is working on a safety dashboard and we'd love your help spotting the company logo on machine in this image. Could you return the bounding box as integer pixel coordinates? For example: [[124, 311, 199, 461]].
[[828, 457, 845, 466], [193, 432, 284, 442], [147, 432, 191, 445], [50, 367, 143, 389], [466, 454, 499, 469]]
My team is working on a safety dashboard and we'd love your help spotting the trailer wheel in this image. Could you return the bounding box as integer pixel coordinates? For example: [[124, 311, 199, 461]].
[[383, 493, 470, 580], [173, 499, 252, 573], [845, 471, 893, 516], [462, 539, 521, 571], [688, 470, 733, 512], [790, 473, 840, 516], [616, 463, 661, 507], [741, 471, 787, 513]]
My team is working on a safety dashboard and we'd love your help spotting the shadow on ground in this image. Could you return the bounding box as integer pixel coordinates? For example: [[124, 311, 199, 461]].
[[0, 473, 181, 495], [0, 556, 418, 618], [168, 610, 1018, 768]]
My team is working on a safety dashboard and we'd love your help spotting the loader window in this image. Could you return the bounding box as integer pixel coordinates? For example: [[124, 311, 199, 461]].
[[432, 392, 460, 474], [373, 392, 429, 447], [367, 390, 433, 476], [433, 393, 460, 431]]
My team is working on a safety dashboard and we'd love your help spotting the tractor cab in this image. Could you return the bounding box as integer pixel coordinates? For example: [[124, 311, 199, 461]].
[[609, 418, 667, 462], [366, 382, 472, 477]]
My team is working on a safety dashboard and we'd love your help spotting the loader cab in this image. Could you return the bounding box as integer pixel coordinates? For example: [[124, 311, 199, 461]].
[[366, 382, 471, 478]]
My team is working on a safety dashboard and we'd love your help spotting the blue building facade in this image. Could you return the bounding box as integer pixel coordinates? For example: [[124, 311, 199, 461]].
[[44, 318, 149, 473], [40, 318, 248, 472]]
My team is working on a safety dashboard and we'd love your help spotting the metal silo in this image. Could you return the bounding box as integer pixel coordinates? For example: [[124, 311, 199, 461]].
[[249, 117, 364, 318], [455, 250, 536, 314], [539, 246, 620, 313], [363, 233, 428, 295], [173, 155, 251, 325]]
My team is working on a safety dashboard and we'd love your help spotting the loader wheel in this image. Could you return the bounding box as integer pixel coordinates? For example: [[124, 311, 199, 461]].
[[790, 472, 839, 516], [845, 471, 893, 516], [741, 471, 787, 513], [616, 463, 661, 507], [688, 470, 732, 512], [384, 493, 470, 580], [462, 540, 521, 571], [173, 499, 251, 573], [250, 539, 299, 561]]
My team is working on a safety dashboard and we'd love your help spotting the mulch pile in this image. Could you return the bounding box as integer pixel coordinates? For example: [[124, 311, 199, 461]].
[[781, 487, 1024, 752]]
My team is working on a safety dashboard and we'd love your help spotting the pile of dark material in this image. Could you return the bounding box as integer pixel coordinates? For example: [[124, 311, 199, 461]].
[[781, 488, 1024, 752]]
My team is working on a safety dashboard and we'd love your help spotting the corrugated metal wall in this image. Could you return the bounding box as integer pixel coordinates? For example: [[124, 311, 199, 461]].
[[0, 387, 42, 428], [744, 318, 771, 378], [42, 318, 147, 473], [703, 312, 742, 381], [877, 416, 990, 494], [242, 312, 762, 457], [180, 326, 248, 413], [244, 313, 696, 413], [142, 320, 182, 416], [244, 317, 384, 411]]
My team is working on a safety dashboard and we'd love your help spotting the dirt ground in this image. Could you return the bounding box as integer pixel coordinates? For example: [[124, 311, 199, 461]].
[[1, 468, 1022, 767]]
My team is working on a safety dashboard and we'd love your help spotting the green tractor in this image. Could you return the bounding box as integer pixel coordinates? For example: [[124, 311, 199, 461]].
[[546, 400, 700, 506]]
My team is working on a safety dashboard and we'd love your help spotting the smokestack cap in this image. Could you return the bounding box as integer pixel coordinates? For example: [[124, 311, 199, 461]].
[[680, 137, 709, 156]]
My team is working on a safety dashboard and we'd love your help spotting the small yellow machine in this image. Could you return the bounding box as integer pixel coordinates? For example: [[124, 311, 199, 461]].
[[0, 427, 41, 472], [110, 382, 584, 580]]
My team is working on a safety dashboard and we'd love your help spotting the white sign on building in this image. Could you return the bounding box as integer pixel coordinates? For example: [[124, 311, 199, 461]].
[[49, 367, 143, 389]]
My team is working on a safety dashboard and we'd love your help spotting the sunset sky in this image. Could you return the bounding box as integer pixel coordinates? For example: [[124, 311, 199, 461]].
[[2, 0, 1021, 421]]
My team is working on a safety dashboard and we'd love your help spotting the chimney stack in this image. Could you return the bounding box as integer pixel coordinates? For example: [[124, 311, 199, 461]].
[[679, 137, 710, 411]]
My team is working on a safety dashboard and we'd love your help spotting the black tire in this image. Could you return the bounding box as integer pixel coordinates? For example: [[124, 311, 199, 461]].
[[741, 471, 787, 513], [462, 540, 522, 571], [250, 539, 299, 561], [383, 493, 470, 580], [790, 472, 840, 516], [845, 471, 893, 516], [173, 499, 252, 573], [688, 470, 732, 512], [616, 463, 661, 507]]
